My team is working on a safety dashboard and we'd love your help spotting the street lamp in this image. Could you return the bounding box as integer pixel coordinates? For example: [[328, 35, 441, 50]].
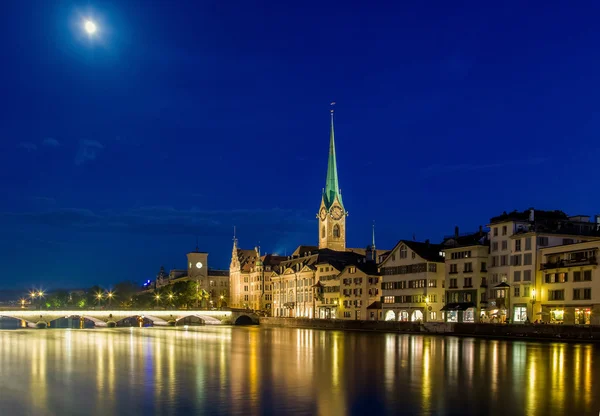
[[168, 293, 174, 309], [106, 291, 114, 307], [37, 291, 45, 310], [155, 294, 161, 308], [530, 289, 537, 322], [96, 292, 103, 308]]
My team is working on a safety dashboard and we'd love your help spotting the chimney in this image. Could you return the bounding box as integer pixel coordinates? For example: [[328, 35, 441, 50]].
[[479, 225, 483, 234], [454, 226, 459, 239], [425, 239, 430, 248], [529, 208, 535, 222]]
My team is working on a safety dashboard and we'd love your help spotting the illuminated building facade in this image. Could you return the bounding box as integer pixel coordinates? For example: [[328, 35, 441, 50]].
[[538, 240, 600, 325], [488, 209, 599, 322], [380, 240, 446, 322], [441, 227, 489, 323]]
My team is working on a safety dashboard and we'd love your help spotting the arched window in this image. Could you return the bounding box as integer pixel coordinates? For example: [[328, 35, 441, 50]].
[[333, 224, 340, 238], [321, 226, 326, 239], [385, 310, 396, 321]]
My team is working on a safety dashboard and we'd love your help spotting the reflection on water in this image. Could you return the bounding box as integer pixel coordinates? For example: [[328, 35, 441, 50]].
[[0, 328, 598, 416]]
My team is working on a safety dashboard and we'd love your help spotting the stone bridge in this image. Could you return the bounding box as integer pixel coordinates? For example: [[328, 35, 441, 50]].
[[0, 308, 259, 328]]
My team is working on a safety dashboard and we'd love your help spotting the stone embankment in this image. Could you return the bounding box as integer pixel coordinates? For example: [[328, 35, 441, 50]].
[[259, 317, 600, 342]]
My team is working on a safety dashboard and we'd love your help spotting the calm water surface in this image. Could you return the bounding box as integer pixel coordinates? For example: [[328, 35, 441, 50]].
[[0, 327, 598, 416]]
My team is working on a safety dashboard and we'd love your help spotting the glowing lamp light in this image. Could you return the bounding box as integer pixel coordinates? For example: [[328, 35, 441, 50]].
[[84, 20, 97, 34]]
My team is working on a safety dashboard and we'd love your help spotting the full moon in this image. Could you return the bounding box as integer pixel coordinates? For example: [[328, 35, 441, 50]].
[[84, 20, 97, 34]]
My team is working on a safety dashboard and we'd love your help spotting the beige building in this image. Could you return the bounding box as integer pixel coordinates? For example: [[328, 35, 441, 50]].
[[336, 259, 381, 321], [380, 240, 446, 322], [442, 228, 489, 323], [488, 209, 599, 322], [538, 240, 600, 325], [156, 250, 230, 307], [229, 244, 285, 314], [270, 247, 382, 320]]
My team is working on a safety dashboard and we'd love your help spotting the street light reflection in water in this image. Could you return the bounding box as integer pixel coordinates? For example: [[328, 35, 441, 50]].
[[0, 327, 598, 415]]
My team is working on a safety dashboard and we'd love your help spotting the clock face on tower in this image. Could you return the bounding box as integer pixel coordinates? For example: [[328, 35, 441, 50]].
[[331, 206, 344, 220], [196, 262, 203, 269], [319, 207, 327, 221]]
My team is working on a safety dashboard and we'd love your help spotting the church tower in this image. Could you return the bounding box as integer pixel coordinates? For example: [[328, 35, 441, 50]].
[[317, 105, 346, 251]]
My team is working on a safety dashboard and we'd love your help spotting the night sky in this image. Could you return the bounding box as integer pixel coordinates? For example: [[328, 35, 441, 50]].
[[2, 1, 600, 289]]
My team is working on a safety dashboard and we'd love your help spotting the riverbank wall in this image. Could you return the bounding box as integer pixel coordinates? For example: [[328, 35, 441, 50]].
[[259, 317, 600, 342]]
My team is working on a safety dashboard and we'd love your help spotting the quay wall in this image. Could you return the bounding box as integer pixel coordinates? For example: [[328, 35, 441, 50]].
[[259, 318, 600, 342]]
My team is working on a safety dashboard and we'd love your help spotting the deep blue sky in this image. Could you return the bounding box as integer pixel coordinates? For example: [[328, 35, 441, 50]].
[[2, 1, 600, 289]]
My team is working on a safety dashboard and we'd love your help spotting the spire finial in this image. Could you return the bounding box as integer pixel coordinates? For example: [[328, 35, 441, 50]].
[[324, 102, 342, 209], [372, 220, 376, 249]]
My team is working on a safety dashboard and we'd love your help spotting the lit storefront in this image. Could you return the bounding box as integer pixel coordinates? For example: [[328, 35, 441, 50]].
[[575, 308, 591, 325], [442, 303, 476, 323], [550, 309, 564, 323], [512, 305, 528, 323]]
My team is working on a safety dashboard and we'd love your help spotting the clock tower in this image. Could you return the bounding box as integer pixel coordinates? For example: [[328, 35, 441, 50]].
[[317, 106, 346, 251], [187, 251, 208, 280]]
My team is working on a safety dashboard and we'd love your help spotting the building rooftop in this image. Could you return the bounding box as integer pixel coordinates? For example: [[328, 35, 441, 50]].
[[489, 208, 568, 224]]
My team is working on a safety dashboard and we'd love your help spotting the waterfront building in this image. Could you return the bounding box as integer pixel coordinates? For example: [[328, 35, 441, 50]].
[[380, 240, 446, 322], [487, 209, 600, 322], [538, 240, 600, 324], [156, 250, 230, 307], [229, 244, 287, 314], [441, 227, 489, 323]]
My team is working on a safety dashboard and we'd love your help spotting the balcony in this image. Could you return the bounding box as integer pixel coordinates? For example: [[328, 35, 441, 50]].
[[541, 256, 597, 270]]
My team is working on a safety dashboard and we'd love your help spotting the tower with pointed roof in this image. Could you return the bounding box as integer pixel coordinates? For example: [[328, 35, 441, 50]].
[[317, 105, 346, 251]]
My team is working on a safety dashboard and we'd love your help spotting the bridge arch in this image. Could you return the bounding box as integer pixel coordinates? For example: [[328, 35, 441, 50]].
[[234, 314, 257, 325], [0, 315, 34, 328], [47, 315, 100, 328], [115, 315, 154, 327], [176, 314, 221, 325]]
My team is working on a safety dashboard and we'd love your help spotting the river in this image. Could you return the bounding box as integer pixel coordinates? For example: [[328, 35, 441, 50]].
[[0, 326, 598, 415]]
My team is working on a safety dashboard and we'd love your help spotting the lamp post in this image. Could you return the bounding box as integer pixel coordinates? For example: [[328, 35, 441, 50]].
[[106, 291, 114, 307], [425, 296, 430, 323], [96, 292, 103, 308], [219, 295, 224, 309], [333, 299, 338, 319], [530, 289, 536, 322], [37, 291, 44, 310], [155, 294, 161, 308], [168, 293, 174, 309]]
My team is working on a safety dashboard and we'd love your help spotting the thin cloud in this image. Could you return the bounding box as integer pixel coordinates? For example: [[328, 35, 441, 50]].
[[18, 142, 37, 152], [421, 157, 548, 177], [43, 137, 60, 147], [75, 139, 104, 165], [0, 206, 313, 238]]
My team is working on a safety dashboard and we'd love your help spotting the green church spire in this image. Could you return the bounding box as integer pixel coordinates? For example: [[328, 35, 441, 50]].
[[324, 104, 343, 209]]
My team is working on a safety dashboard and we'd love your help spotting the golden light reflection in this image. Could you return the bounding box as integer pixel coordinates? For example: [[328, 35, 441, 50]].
[[384, 334, 397, 396], [421, 338, 431, 413], [0, 326, 598, 415], [490, 341, 499, 397], [584, 344, 592, 407], [249, 328, 258, 397]]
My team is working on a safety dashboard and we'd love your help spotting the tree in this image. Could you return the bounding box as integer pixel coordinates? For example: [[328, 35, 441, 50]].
[[48, 290, 69, 309], [113, 281, 141, 308]]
